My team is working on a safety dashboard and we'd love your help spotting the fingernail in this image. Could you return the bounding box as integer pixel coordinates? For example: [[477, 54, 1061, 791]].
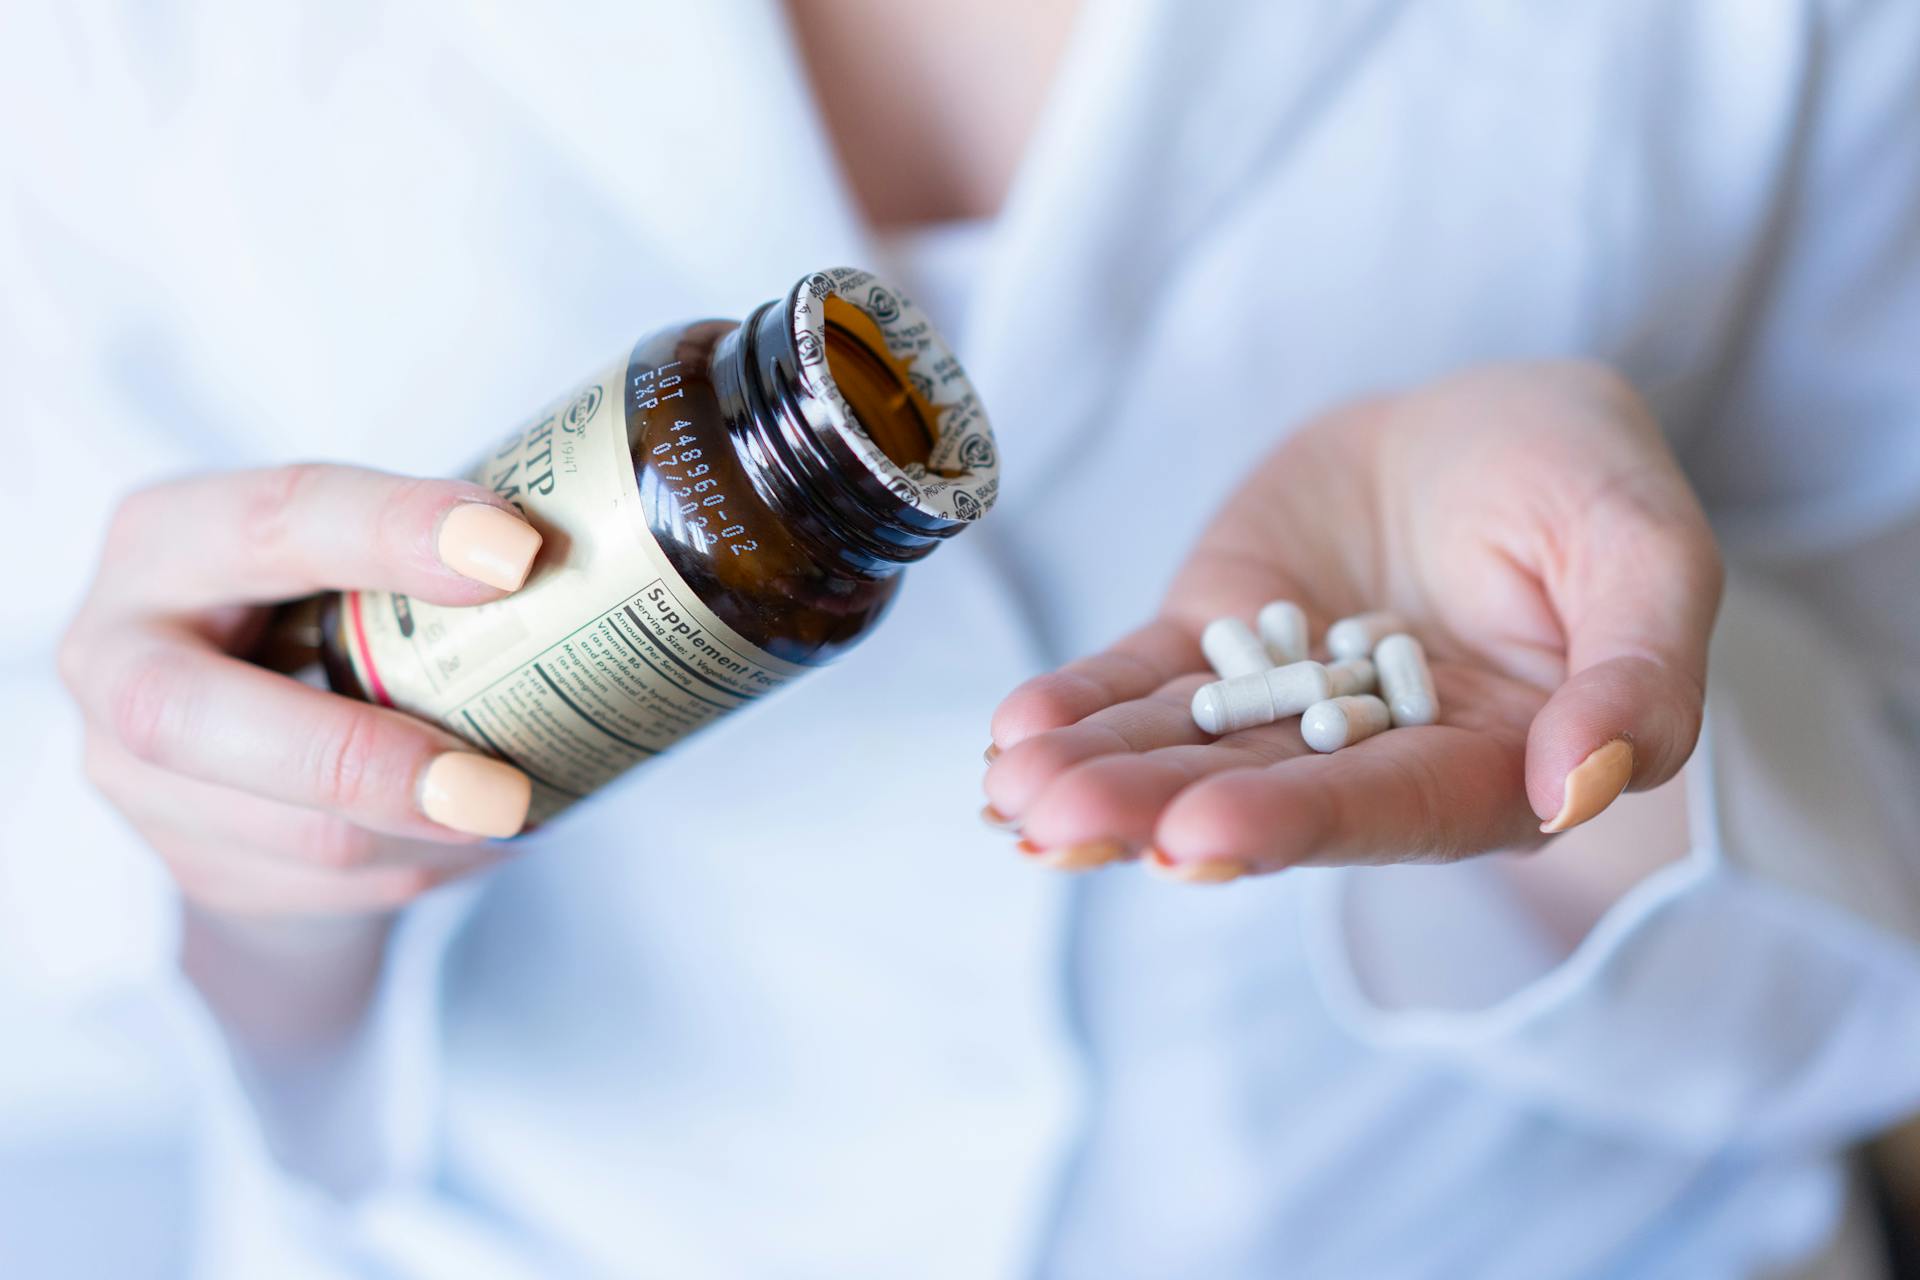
[[1015, 837, 1129, 872], [981, 804, 1019, 832], [1047, 840, 1131, 871], [420, 752, 532, 838], [438, 503, 542, 592], [1541, 737, 1634, 833], [984, 744, 1001, 764], [1144, 846, 1248, 885]]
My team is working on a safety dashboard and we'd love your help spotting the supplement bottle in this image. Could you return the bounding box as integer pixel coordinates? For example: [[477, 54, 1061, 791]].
[[292, 268, 998, 824]]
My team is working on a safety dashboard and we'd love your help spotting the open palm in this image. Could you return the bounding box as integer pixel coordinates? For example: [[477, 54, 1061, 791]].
[[983, 363, 1722, 882]]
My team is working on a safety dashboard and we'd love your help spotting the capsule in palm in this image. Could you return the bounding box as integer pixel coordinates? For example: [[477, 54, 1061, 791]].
[[1326, 656, 1376, 697], [1374, 633, 1438, 727], [1326, 611, 1406, 660], [1256, 600, 1310, 665], [1300, 694, 1392, 753], [1191, 661, 1332, 735], [1201, 616, 1272, 679]]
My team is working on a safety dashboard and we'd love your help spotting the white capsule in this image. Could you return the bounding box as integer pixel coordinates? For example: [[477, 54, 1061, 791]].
[[1326, 656, 1376, 697], [1300, 695, 1393, 753], [1200, 616, 1272, 679], [1326, 611, 1407, 660], [1256, 600, 1310, 665], [1191, 661, 1332, 735], [1373, 633, 1438, 727]]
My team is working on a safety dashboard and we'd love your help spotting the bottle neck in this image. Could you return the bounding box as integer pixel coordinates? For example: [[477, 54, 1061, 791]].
[[712, 301, 963, 574]]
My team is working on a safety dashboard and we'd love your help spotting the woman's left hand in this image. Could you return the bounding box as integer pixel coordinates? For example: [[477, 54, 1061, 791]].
[[983, 362, 1723, 881]]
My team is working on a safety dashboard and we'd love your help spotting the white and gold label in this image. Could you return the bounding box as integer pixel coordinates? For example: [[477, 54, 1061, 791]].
[[342, 351, 806, 823]]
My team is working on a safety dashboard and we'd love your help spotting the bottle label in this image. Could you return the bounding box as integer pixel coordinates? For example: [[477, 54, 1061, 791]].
[[340, 350, 807, 823]]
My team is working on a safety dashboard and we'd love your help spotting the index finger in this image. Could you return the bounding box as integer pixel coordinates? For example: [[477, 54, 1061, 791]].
[[101, 463, 542, 616], [989, 619, 1204, 749]]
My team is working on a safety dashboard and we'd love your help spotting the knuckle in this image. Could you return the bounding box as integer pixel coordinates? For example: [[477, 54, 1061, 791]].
[[167, 856, 215, 903], [146, 837, 219, 905], [1018, 732, 1093, 786], [55, 624, 91, 700], [173, 867, 252, 916], [1560, 358, 1640, 408], [310, 707, 388, 812], [361, 867, 441, 912], [241, 463, 327, 561], [1586, 469, 1715, 567], [157, 854, 203, 901], [1696, 537, 1727, 602], [1537, 359, 1659, 436], [104, 485, 163, 557], [1609, 506, 1684, 571], [374, 475, 441, 554], [345, 867, 439, 917], [295, 816, 378, 869], [1386, 751, 1457, 861], [110, 650, 190, 764], [80, 739, 116, 792]]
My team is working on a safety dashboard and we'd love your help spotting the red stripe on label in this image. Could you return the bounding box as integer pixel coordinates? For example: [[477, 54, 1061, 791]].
[[347, 592, 393, 707]]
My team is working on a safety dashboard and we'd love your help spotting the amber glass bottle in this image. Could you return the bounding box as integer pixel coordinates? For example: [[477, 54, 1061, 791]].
[[301, 268, 998, 823]]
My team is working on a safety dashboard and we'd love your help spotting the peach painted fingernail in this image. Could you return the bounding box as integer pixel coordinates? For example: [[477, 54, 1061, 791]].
[[1541, 737, 1634, 833], [420, 752, 532, 838], [438, 503, 542, 591], [1045, 840, 1131, 871], [981, 804, 1019, 831], [1145, 846, 1248, 885], [1015, 837, 1129, 871], [984, 744, 1001, 764]]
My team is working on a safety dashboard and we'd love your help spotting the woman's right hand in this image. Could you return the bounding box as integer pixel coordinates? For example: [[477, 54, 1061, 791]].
[[59, 464, 543, 918]]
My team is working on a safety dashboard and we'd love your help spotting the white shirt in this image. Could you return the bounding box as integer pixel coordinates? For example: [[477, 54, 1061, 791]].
[[3, 2, 1920, 1277]]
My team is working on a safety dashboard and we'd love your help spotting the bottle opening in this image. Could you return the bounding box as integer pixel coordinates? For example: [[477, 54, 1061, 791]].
[[822, 295, 938, 472], [787, 267, 999, 526]]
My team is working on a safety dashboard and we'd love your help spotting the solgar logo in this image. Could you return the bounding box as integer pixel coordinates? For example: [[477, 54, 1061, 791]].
[[952, 490, 983, 521], [959, 435, 995, 472], [865, 287, 900, 325], [564, 384, 603, 432], [805, 272, 835, 300], [795, 328, 824, 365]]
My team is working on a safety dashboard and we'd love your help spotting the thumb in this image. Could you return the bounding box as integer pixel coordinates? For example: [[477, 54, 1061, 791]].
[[1525, 481, 1724, 834]]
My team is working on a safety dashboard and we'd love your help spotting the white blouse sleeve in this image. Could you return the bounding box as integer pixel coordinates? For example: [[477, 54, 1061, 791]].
[[1305, 0, 1920, 1153]]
